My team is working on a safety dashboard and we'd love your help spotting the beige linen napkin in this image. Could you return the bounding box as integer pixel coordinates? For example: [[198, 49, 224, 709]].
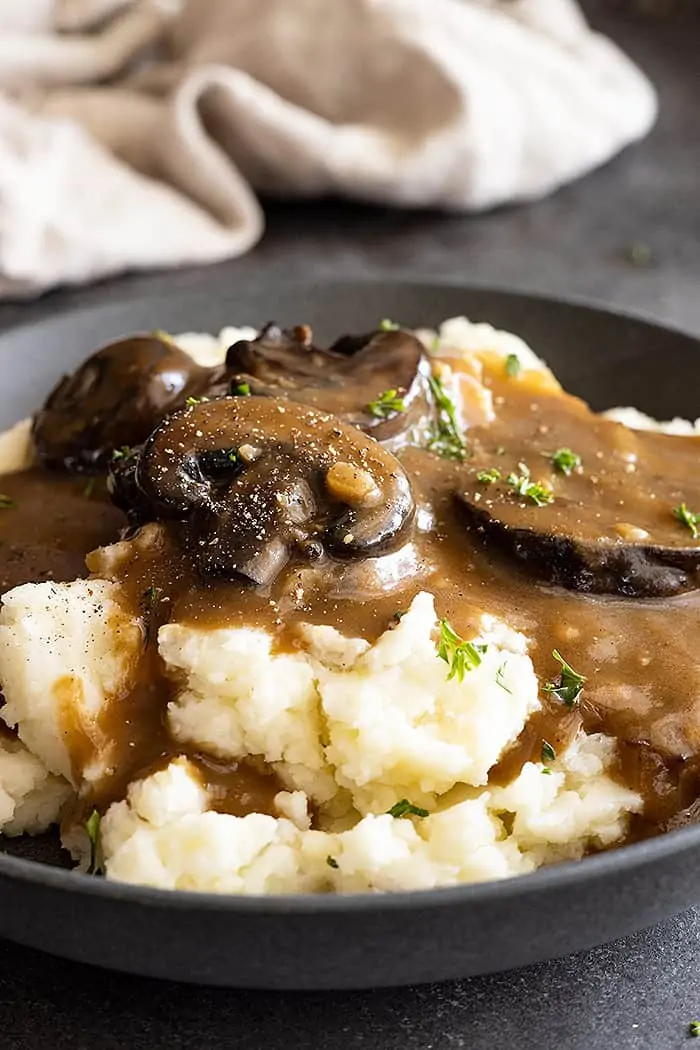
[[0, 0, 657, 297]]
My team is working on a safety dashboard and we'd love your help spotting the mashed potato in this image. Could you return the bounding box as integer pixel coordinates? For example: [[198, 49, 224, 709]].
[[0, 736, 71, 837], [0, 316, 650, 894], [100, 734, 640, 894]]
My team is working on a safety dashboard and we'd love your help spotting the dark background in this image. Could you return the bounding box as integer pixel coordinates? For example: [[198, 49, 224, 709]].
[[1, 2, 699, 1046]]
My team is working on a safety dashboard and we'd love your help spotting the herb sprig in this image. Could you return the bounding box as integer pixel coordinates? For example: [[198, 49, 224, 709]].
[[231, 382, 251, 397], [427, 375, 468, 461], [547, 448, 582, 476], [367, 388, 406, 419], [506, 463, 554, 507], [544, 650, 586, 706], [85, 809, 104, 875], [379, 318, 400, 331], [504, 354, 521, 378], [0, 494, 15, 509], [673, 503, 700, 540], [437, 619, 487, 682], [387, 799, 429, 819], [477, 468, 501, 485]]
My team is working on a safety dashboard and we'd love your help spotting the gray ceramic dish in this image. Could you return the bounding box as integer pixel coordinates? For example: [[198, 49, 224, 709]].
[[1, 278, 699, 990]]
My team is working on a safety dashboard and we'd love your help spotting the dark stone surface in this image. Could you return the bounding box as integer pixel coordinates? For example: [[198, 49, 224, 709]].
[[0, 3, 699, 1046]]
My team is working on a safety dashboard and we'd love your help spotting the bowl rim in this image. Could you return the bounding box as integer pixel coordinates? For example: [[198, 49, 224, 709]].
[[2, 276, 700, 915]]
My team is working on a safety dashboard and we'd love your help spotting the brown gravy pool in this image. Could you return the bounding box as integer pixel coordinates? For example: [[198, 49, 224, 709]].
[[2, 359, 700, 841]]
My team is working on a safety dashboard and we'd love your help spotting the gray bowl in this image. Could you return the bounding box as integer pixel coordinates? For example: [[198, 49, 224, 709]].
[[1, 278, 699, 990]]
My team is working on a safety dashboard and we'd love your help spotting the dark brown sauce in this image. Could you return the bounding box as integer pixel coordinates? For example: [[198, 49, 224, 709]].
[[4, 352, 700, 843], [0, 469, 124, 591]]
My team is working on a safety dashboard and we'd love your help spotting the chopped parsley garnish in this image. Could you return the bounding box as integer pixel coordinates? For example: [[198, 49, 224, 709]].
[[367, 388, 407, 419], [477, 468, 501, 484], [544, 650, 586, 706], [379, 318, 400, 331], [547, 448, 582, 476], [83, 478, 96, 500], [0, 494, 15, 509], [506, 463, 554, 507], [437, 619, 487, 682], [673, 503, 700, 540], [495, 663, 512, 693], [185, 395, 210, 406], [152, 329, 173, 342], [226, 449, 238, 463], [387, 799, 429, 819], [504, 353, 521, 378], [111, 445, 133, 461], [143, 585, 161, 607], [541, 740, 556, 764], [689, 1021, 700, 1037], [231, 382, 251, 396], [326, 855, 339, 869], [541, 768, 553, 775], [427, 375, 468, 461], [85, 809, 104, 875]]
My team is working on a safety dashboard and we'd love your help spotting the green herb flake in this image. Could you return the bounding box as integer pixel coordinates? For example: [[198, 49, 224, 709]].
[[506, 463, 554, 507], [426, 374, 468, 461], [185, 395, 210, 407], [387, 799, 429, 819], [495, 663, 512, 694], [152, 329, 173, 343], [85, 809, 104, 875], [0, 494, 15, 509], [673, 503, 700, 540], [689, 1021, 700, 1038], [226, 449, 238, 463], [379, 318, 400, 331], [437, 619, 487, 683], [544, 649, 586, 706], [504, 353, 521, 378], [232, 382, 251, 397], [326, 855, 339, 869], [541, 740, 556, 764], [541, 768, 553, 775], [111, 445, 133, 461], [547, 447, 582, 477], [477, 467, 501, 485], [144, 585, 161, 605], [367, 388, 407, 419], [83, 478, 96, 500]]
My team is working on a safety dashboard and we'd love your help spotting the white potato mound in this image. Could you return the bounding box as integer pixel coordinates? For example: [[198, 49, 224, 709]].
[[165, 592, 539, 815], [415, 316, 554, 376], [101, 735, 641, 895], [603, 406, 700, 435], [0, 736, 72, 837], [172, 325, 257, 368], [0, 579, 143, 785]]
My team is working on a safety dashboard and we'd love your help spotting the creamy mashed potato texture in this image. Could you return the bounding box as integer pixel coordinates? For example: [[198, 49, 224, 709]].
[[0, 318, 647, 894]]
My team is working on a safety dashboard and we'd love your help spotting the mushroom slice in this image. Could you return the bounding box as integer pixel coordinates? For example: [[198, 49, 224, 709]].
[[134, 397, 415, 584], [225, 323, 431, 443], [457, 491, 697, 597], [32, 334, 215, 474]]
